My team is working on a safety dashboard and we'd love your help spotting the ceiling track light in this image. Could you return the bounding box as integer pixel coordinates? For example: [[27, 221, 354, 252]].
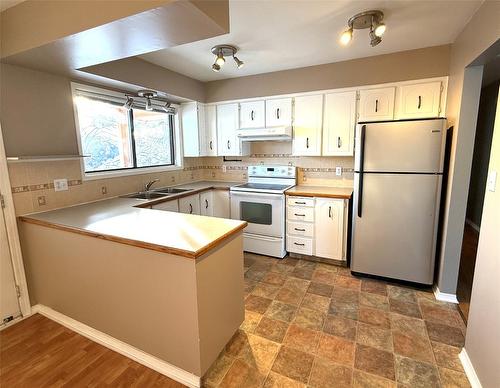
[[340, 10, 386, 47], [210, 44, 244, 72], [123, 96, 134, 110], [123, 90, 176, 114]]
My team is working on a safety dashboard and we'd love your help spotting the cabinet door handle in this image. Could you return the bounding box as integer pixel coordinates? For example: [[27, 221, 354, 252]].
[[294, 228, 306, 232], [306, 137, 309, 148], [276, 108, 280, 119], [227, 140, 231, 149], [189, 204, 193, 214], [251, 110, 255, 121], [329, 206, 332, 218], [294, 242, 305, 246], [205, 199, 209, 209], [295, 201, 306, 204], [294, 213, 305, 217], [418, 95, 422, 109], [337, 136, 342, 148], [209, 140, 213, 150], [375, 99, 379, 113]]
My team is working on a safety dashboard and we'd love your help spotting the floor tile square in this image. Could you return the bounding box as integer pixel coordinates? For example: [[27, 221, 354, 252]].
[[293, 307, 325, 330], [358, 307, 390, 329], [357, 322, 393, 352], [389, 313, 427, 338], [265, 300, 297, 322], [203, 352, 234, 386], [323, 315, 357, 341], [254, 317, 289, 343], [283, 277, 310, 293], [245, 268, 268, 282], [271, 346, 315, 384], [328, 301, 359, 320], [353, 370, 396, 387], [335, 275, 362, 290], [283, 324, 320, 354], [392, 330, 434, 363], [270, 263, 295, 275], [355, 344, 395, 380], [395, 355, 440, 387], [225, 330, 249, 357], [431, 341, 464, 372], [387, 285, 417, 303], [311, 269, 336, 285], [219, 358, 266, 388], [309, 357, 352, 388], [332, 287, 360, 304], [237, 333, 281, 373], [419, 299, 461, 327], [240, 310, 263, 333], [361, 279, 388, 296], [389, 299, 422, 319], [245, 295, 273, 314], [296, 260, 317, 270], [291, 267, 314, 281], [301, 293, 330, 313], [263, 371, 306, 388], [438, 366, 471, 388], [262, 272, 287, 287], [251, 282, 280, 299], [316, 333, 355, 366], [425, 321, 465, 347], [359, 292, 389, 311], [307, 282, 334, 297]]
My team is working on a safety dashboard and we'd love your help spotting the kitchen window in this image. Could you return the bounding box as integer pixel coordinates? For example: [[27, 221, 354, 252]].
[[72, 83, 181, 179]]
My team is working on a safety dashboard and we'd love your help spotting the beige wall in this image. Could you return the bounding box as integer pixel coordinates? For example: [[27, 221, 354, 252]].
[[437, 1, 500, 294], [464, 85, 500, 388], [205, 45, 450, 102]]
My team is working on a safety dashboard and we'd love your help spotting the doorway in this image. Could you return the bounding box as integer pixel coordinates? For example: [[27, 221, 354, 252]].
[[457, 73, 499, 323]]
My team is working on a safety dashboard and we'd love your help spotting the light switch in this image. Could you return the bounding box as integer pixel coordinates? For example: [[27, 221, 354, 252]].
[[336, 167, 342, 176], [53, 178, 68, 192], [487, 171, 497, 192], [222, 165, 227, 173]]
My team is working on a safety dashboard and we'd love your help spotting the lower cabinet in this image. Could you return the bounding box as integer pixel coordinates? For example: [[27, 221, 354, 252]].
[[286, 196, 348, 262], [212, 190, 230, 218], [200, 190, 213, 216], [179, 193, 201, 215], [151, 200, 179, 212]]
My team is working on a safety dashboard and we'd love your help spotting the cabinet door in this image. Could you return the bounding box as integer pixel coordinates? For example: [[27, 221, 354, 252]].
[[217, 103, 240, 156], [179, 194, 200, 215], [200, 190, 214, 217], [202, 104, 218, 156], [359, 87, 395, 122], [293, 95, 323, 156], [323, 91, 357, 156], [397, 81, 442, 119], [181, 102, 202, 157], [266, 97, 292, 127], [314, 198, 344, 260], [213, 190, 230, 218], [239, 100, 265, 129], [152, 200, 179, 212]]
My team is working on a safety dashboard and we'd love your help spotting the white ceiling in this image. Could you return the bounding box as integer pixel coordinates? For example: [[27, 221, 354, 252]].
[[140, 0, 482, 82]]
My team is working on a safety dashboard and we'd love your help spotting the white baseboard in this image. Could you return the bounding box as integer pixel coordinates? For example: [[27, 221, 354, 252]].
[[433, 285, 459, 304], [459, 348, 482, 388], [32, 305, 201, 388], [465, 218, 480, 233]]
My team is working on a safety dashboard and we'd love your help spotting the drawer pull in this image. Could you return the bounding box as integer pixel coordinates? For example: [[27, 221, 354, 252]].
[[294, 228, 306, 232], [294, 213, 306, 217], [294, 242, 305, 246], [295, 201, 306, 204], [189, 204, 193, 214]]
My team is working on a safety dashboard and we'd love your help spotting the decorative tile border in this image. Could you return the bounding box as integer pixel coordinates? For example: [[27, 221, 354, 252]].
[[12, 179, 82, 194], [302, 167, 355, 173]]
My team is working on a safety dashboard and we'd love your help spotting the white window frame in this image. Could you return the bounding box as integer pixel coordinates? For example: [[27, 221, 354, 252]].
[[71, 82, 183, 181]]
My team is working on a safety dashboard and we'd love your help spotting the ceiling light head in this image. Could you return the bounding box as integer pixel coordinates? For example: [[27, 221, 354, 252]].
[[341, 10, 385, 47], [123, 96, 134, 110], [215, 49, 226, 66], [212, 62, 221, 72], [145, 97, 153, 111], [340, 28, 353, 45], [233, 55, 244, 69]]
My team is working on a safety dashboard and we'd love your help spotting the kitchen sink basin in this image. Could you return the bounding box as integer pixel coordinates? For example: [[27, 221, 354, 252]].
[[124, 192, 170, 200], [153, 187, 192, 194]]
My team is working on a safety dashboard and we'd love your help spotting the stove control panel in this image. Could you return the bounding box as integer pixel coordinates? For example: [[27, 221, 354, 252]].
[[248, 165, 296, 178]]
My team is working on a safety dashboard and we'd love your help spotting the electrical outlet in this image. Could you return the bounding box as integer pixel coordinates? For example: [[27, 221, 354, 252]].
[[212, 172, 216, 178], [101, 186, 107, 195], [222, 165, 227, 173], [171, 176, 175, 183], [53, 178, 68, 192], [336, 167, 342, 176], [37, 196, 46, 206]]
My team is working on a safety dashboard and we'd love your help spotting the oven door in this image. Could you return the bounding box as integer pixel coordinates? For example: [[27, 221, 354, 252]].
[[230, 191, 284, 238]]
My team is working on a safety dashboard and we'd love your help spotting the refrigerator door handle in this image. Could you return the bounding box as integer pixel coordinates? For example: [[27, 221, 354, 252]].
[[357, 125, 366, 218]]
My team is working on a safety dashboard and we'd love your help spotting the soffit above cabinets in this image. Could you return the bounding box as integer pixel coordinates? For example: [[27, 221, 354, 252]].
[[140, 0, 482, 82]]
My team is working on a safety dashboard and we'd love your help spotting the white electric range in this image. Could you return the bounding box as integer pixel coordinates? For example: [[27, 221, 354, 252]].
[[230, 165, 297, 258]]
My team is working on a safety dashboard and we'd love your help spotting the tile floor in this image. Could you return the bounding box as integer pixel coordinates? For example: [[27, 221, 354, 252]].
[[203, 253, 470, 388]]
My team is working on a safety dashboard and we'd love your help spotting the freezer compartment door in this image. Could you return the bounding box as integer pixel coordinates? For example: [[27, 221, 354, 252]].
[[355, 119, 446, 173], [352, 173, 441, 284]]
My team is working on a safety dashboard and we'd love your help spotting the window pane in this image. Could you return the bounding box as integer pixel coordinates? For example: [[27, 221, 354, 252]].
[[133, 109, 174, 167], [75, 96, 133, 172]]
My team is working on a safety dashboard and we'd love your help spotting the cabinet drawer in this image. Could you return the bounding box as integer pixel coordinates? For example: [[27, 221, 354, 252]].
[[287, 235, 313, 255], [287, 221, 314, 238], [287, 196, 314, 207], [287, 206, 314, 222]]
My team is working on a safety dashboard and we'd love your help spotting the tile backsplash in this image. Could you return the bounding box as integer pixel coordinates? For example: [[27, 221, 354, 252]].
[[8, 142, 353, 215]]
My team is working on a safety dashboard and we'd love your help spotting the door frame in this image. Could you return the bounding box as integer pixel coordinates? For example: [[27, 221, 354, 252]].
[[0, 123, 31, 318]]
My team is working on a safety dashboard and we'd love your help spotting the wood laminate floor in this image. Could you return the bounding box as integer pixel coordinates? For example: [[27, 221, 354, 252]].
[[0, 313, 183, 387]]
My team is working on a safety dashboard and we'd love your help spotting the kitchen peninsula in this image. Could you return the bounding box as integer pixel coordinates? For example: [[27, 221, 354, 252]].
[[18, 185, 247, 387]]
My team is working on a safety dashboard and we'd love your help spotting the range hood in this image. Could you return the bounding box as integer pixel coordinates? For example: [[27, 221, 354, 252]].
[[237, 126, 292, 141]]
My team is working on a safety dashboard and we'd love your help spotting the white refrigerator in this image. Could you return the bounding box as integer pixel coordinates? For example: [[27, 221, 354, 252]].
[[351, 118, 446, 284]]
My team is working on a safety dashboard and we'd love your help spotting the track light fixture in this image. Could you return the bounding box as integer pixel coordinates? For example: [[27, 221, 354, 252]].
[[211, 45, 244, 72], [123, 90, 176, 114], [123, 96, 134, 110], [340, 10, 386, 47]]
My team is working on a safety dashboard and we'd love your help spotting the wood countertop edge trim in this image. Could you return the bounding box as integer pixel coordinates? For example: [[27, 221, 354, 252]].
[[285, 191, 352, 199], [19, 216, 247, 259]]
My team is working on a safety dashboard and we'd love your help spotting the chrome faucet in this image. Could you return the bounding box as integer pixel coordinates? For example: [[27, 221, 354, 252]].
[[144, 179, 160, 192]]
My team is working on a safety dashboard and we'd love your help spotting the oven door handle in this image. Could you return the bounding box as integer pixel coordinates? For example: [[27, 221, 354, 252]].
[[230, 191, 284, 199]]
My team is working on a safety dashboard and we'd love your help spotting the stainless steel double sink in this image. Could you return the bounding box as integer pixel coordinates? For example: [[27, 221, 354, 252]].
[[124, 187, 192, 200]]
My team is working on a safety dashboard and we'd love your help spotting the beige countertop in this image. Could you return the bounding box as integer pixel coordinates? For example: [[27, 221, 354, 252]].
[[20, 181, 246, 259], [286, 185, 353, 199]]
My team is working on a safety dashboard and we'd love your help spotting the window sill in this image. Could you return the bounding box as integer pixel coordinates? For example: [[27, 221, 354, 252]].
[[82, 164, 184, 181]]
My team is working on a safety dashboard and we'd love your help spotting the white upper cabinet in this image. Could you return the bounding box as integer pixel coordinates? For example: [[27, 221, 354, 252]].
[[202, 104, 218, 156], [239, 100, 265, 129], [322, 91, 357, 156], [181, 102, 204, 157], [265, 97, 293, 127], [217, 103, 249, 156], [396, 81, 442, 119], [293, 95, 323, 156], [358, 87, 395, 122]]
